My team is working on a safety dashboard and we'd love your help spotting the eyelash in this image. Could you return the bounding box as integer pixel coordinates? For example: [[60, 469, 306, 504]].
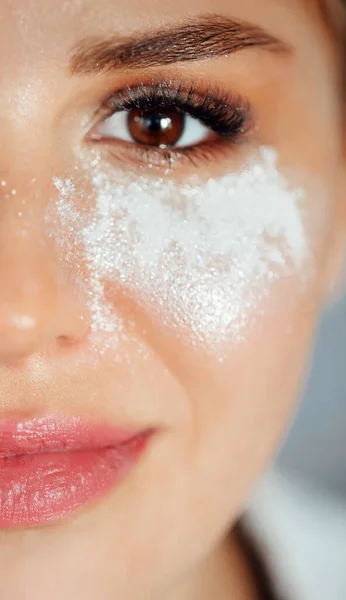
[[91, 81, 253, 172]]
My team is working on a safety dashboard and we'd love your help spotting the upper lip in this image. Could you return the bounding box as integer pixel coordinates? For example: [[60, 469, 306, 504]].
[[0, 413, 147, 458]]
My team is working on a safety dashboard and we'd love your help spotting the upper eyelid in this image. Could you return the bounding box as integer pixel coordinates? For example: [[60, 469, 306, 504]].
[[103, 81, 236, 106], [100, 81, 251, 121], [90, 82, 254, 153]]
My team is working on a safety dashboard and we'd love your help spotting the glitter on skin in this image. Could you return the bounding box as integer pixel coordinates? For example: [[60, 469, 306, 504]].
[[51, 147, 312, 354], [52, 176, 124, 337]]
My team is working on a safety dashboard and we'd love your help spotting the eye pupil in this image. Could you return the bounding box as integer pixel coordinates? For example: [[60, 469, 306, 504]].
[[127, 107, 185, 147]]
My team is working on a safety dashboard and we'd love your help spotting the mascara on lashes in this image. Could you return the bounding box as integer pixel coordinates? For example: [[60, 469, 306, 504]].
[[88, 82, 253, 171], [94, 82, 252, 139]]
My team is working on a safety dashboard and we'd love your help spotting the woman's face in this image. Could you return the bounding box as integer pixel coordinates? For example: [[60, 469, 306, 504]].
[[0, 0, 345, 598]]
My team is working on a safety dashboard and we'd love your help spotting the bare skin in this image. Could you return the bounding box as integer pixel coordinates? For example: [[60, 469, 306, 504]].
[[0, 1, 345, 599]]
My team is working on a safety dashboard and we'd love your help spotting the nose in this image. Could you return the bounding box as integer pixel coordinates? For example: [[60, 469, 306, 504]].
[[0, 181, 90, 364]]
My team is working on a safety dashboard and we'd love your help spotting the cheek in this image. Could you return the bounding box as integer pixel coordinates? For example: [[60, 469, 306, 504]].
[[187, 277, 320, 450], [51, 147, 327, 358], [160, 277, 323, 561], [43, 149, 332, 581]]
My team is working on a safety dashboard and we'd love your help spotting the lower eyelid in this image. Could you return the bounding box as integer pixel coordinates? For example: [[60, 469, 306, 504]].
[[102, 136, 238, 176]]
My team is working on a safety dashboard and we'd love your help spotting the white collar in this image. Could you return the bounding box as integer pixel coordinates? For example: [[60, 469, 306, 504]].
[[242, 468, 346, 600]]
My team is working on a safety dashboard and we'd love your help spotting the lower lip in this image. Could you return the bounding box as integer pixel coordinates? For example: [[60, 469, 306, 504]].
[[0, 434, 149, 528]]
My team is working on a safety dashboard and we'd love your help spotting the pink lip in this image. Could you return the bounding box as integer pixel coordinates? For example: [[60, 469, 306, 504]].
[[0, 414, 151, 528]]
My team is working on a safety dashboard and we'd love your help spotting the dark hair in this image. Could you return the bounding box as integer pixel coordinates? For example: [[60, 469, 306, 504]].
[[321, 0, 346, 92]]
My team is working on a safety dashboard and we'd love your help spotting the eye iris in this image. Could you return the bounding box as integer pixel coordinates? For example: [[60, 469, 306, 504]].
[[127, 107, 185, 147]]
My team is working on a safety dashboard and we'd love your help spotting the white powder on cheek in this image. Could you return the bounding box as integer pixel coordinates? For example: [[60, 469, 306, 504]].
[[51, 176, 124, 337], [53, 147, 312, 353]]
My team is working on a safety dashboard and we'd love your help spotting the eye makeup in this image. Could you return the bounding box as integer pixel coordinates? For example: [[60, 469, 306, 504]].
[[89, 80, 253, 172], [52, 146, 313, 357]]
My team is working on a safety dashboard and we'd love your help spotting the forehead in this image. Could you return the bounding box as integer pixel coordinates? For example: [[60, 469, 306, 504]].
[[0, 0, 320, 46]]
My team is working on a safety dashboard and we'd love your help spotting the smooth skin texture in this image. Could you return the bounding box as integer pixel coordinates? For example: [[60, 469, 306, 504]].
[[0, 1, 345, 599]]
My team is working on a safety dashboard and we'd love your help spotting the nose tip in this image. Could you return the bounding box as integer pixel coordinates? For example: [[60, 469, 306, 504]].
[[0, 204, 91, 364], [0, 311, 47, 360], [0, 305, 89, 359], [0, 292, 90, 363]]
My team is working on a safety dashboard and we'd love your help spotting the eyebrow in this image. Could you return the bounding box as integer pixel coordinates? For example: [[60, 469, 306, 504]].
[[69, 14, 291, 76]]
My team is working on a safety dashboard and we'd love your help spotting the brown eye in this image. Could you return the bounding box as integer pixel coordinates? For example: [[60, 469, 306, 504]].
[[127, 108, 185, 147], [95, 105, 211, 149]]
